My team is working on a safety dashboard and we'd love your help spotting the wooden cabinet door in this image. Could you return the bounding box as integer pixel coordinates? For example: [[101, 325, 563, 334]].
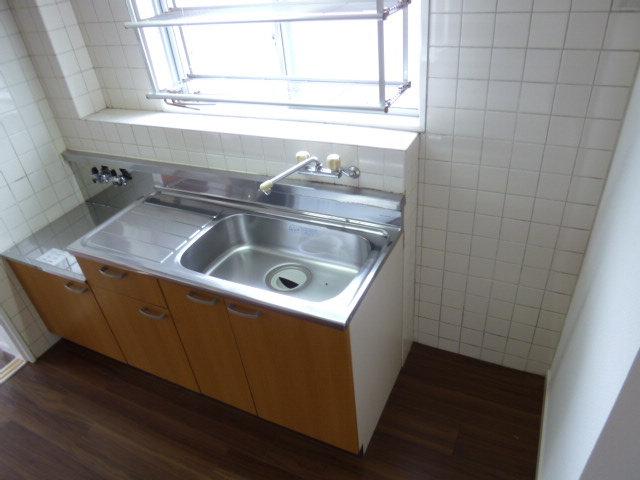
[[93, 287, 199, 392], [8, 260, 125, 362], [159, 280, 256, 414], [226, 300, 360, 453], [76, 257, 166, 306]]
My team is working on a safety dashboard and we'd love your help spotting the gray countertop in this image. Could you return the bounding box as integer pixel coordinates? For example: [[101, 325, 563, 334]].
[[2, 202, 123, 281], [2, 169, 156, 280]]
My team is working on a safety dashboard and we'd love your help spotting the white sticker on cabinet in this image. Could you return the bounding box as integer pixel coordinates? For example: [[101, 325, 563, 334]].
[[36, 248, 74, 267]]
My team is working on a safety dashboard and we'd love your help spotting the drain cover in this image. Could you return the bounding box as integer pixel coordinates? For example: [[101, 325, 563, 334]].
[[266, 265, 311, 292]]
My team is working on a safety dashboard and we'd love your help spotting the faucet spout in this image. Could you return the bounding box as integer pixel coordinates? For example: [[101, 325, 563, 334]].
[[259, 151, 320, 194]]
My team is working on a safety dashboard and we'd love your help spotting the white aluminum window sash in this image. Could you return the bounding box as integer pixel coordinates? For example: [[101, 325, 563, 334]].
[[126, 0, 412, 113], [125, 1, 411, 27]]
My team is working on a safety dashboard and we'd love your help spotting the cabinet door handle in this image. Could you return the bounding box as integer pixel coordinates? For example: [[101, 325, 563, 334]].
[[187, 291, 218, 306], [139, 307, 167, 320], [64, 282, 88, 294], [98, 266, 127, 279], [227, 304, 262, 319]]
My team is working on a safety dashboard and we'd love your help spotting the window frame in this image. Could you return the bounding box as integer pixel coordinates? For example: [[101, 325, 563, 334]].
[[125, 0, 427, 131]]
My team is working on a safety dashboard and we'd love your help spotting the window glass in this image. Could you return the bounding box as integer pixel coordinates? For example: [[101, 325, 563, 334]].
[[181, 23, 282, 78]]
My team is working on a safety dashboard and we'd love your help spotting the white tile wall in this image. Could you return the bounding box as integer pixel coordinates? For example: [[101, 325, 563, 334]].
[[419, 0, 640, 374], [69, 0, 153, 113], [11, 0, 105, 120], [0, 0, 86, 358]]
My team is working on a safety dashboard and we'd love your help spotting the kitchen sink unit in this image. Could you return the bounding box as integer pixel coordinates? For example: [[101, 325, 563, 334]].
[[5, 152, 406, 455]]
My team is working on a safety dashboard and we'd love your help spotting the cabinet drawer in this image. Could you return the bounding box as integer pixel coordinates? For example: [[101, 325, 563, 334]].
[[77, 257, 165, 306], [93, 287, 199, 391]]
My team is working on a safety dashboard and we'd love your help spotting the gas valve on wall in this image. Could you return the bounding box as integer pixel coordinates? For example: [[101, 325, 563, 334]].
[[91, 166, 132, 187], [91, 166, 110, 184], [110, 168, 132, 186]]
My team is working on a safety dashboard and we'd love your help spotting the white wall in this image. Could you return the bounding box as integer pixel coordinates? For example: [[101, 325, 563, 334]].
[[0, 320, 17, 356], [580, 351, 640, 480], [417, 0, 640, 374], [0, 0, 86, 359], [537, 55, 640, 480]]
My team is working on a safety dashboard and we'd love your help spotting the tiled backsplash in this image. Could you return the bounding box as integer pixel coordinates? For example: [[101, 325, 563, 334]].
[[418, 0, 640, 373], [64, 109, 414, 194]]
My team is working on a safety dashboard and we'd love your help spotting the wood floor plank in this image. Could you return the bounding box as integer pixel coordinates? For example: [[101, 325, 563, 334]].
[[388, 375, 542, 433], [374, 402, 460, 455], [400, 345, 544, 413], [26, 338, 283, 457], [453, 425, 539, 480], [0, 341, 544, 480], [0, 354, 294, 480], [0, 421, 104, 480]]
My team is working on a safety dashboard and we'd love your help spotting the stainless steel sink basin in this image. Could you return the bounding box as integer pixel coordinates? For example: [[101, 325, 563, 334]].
[[179, 214, 378, 302]]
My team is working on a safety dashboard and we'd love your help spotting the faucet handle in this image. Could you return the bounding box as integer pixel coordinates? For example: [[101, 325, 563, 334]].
[[327, 154, 341, 172], [259, 179, 274, 193], [92, 166, 111, 184], [296, 151, 311, 163]]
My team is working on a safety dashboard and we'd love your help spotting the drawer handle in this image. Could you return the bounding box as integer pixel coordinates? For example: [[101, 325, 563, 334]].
[[139, 307, 167, 320], [187, 291, 219, 306], [227, 304, 262, 319], [98, 266, 127, 279], [64, 282, 88, 294]]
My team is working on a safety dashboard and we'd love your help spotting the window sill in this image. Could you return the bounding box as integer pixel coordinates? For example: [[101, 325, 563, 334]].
[[86, 108, 419, 152]]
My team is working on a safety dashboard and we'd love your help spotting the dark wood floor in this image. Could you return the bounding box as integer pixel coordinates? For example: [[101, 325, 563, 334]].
[[0, 340, 544, 480]]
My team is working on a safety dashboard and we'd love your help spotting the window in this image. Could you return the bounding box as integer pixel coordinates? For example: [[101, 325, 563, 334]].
[[125, 0, 423, 127]]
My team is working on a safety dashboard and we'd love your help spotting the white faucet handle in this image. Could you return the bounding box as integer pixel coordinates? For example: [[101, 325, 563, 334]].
[[259, 179, 274, 193], [296, 151, 311, 163], [327, 154, 341, 172]]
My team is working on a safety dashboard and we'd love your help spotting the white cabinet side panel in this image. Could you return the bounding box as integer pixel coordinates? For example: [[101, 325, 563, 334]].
[[350, 239, 404, 453]]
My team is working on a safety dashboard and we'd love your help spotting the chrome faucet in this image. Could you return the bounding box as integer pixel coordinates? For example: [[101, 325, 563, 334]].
[[259, 151, 360, 194], [259, 152, 321, 194]]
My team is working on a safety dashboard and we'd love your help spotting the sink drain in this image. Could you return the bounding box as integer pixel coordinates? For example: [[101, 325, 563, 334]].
[[266, 265, 311, 292]]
